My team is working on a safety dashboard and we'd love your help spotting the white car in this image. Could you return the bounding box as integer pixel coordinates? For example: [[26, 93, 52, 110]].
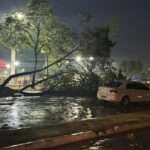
[[97, 81, 150, 105]]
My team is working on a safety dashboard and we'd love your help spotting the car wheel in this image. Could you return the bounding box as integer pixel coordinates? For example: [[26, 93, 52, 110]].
[[121, 96, 130, 106]]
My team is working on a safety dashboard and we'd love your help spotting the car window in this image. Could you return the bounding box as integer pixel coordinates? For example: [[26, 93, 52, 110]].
[[139, 83, 149, 90], [105, 81, 122, 88], [127, 82, 149, 90]]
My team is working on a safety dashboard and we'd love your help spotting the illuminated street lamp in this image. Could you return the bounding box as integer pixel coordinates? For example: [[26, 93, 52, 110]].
[[15, 61, 20, 67], [65, 60, 70, 64], [75, 55, 82, 63], [6, 64, 10, 69], [41, 50, 45, 54], [89, 56, 94, 61], [15, 12, 25, 21]]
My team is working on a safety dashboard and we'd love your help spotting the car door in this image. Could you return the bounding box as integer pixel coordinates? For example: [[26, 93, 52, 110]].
[[141, 84, 150, 101], [126, 82, 146, 102], [136, 83, 149, 101]]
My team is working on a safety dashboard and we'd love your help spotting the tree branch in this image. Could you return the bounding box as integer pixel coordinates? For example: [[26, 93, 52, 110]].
[[2, 44, 79, 87], [20, 71, 65, 92]]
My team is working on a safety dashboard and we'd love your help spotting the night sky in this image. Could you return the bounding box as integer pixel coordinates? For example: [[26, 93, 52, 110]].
[[0, 0, 150, 66]]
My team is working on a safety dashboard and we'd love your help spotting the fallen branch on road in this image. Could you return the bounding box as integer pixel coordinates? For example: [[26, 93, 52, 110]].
[[20, 71, 67, 93]]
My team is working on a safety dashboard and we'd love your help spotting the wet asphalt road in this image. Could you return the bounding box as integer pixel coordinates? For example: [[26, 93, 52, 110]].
[[52, 128, 150, 150], [0, 96, 150, 129], [1, 96, 150, 150]]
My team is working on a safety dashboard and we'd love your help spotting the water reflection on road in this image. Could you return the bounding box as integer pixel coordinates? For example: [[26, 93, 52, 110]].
[[0, 97, 117, 129], [0, 96, 150, 129]]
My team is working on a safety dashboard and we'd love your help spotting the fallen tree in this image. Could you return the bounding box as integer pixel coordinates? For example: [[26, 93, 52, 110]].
[[0, 44, 79, 97], [20, 71, 69, 95]]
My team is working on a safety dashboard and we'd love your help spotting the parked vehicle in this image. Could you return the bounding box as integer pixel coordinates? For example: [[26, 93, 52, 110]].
[[97, 81, 150, 105]]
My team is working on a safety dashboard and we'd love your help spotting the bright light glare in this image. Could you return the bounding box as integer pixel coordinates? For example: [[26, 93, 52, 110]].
[[65, 60, 70, 64], [41, 50, 45, 54], [75, 55, 82, 62], [15, 61, 20, 66], [15, 12, 25, 21], [6, 64, 10, 69], [89, 56, 94, 61]]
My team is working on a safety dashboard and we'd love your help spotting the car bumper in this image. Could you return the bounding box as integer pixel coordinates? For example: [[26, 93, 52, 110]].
[[97, 95, 121, 103]]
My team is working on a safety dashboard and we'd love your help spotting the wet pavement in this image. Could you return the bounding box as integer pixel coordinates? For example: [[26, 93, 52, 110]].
[[52, 129, 150, 150], [0, 96, 116, 129], [1, 96, 150, 149], [0, 96, 150, 129]]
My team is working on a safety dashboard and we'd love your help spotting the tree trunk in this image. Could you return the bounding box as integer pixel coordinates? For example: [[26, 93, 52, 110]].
[[46, 55, 49, 77], [32, 23, 41, 87], [32, 49, 38, 86], [10, 49, 16, 75]]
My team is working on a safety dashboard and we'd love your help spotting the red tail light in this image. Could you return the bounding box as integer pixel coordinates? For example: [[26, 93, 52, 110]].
[[110, 90, 118, 93]]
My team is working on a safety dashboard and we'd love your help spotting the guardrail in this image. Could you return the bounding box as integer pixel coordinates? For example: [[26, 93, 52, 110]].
[[1, 111, 150, 150]]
